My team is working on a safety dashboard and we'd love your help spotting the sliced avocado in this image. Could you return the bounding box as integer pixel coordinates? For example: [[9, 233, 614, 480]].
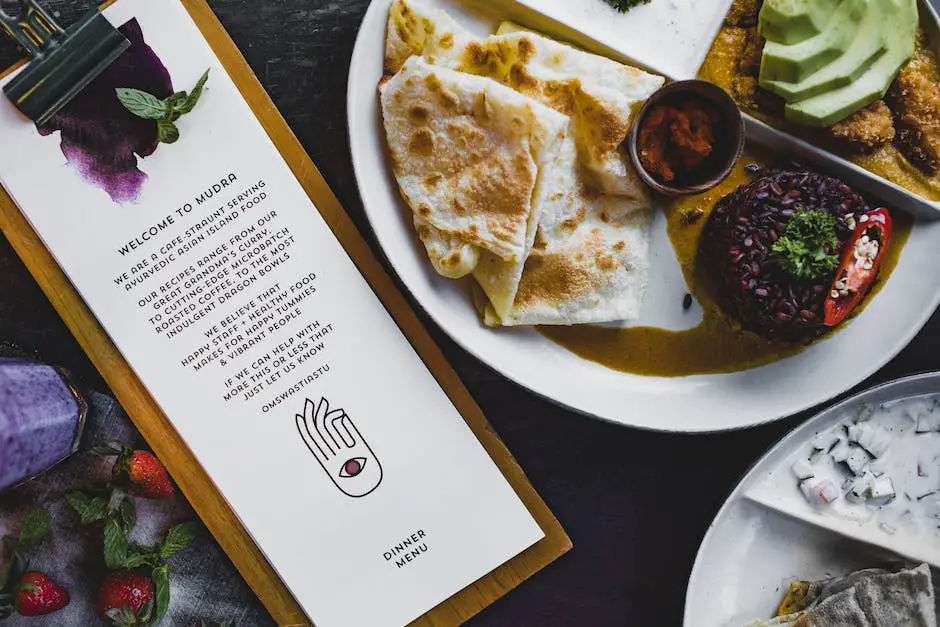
[[760, 0, 869, 84], [759, 0, 841, 44], [760, 0, 892, 102], [784, 0, 917, 126]]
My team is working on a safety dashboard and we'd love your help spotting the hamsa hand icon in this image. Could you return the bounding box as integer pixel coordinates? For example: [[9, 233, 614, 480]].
[[296, 397, 383, 498]]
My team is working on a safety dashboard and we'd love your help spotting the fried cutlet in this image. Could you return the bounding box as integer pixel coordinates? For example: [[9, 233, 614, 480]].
[[826, 100, 896, 152], [739, 28, 765, 76], [725, 0, 762, 26], [888, 43, 940, 173], [733, 75, 785, 116]]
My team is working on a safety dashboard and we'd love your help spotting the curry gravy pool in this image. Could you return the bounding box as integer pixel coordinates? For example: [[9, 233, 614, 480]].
[[540, 152, 912, 377]]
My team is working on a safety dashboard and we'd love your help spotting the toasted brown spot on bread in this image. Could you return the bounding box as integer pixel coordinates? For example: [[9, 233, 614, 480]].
[[517, 38, 536, 63], [409, 105, 430, 124], [561, 207, 587, 231], [596, 253, 615, 272], [409, 129, 434, 156], [514, 251, 595, 308]]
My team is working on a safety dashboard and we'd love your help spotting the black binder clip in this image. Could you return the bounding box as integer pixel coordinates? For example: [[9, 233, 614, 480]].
[[0, 0, 130, 124]]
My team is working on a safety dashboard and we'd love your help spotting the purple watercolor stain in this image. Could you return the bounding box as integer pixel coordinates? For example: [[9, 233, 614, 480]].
[[36, 20, 172, 204]]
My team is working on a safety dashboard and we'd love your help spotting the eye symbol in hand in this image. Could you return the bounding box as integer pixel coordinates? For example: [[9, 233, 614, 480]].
[[340, 457, 367, 478], [296, 397, 383, 498]]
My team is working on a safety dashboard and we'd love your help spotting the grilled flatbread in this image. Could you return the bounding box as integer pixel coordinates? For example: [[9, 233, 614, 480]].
[[745, 565, 938, 627], [385, 0, 664, 199], [381, 57, 569, 314], [482, 133, 652, 326], [384, 0, 474, 77], [381, 0, 660, 325]]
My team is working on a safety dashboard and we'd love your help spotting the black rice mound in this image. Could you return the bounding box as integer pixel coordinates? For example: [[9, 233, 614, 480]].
[[701, 168, 872, 345]]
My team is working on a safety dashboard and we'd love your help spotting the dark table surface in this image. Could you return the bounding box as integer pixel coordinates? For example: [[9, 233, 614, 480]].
[[1, 2, 939, 625]]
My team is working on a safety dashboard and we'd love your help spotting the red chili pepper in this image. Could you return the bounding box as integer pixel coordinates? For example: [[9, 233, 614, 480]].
[[824, 208, 893, 327]]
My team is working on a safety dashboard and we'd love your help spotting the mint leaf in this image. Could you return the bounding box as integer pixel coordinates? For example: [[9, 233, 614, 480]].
[[160, 522, 198, 559], [123, 541, 163, 569], [118, 499, 136, 534], [157, 119, 180, 144], [1, 551, 28, 595], [152, 564, 170, 623], [17, 508, 50, 549], [165, 91, 188, 107], [116, 88, 168, 120], [66, 492, 110, 525], [176, 69, 210, 115], [139, 597, 155, 623], [605, 0, 652, 12], [89, 443, 124, 457], [123, 544, 157, 569], [103, 519, 128, 569], [105, 606, 135, 623], [116, 69, 208, 146]]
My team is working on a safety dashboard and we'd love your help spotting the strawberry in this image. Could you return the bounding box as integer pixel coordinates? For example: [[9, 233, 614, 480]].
[[15, 571, 70, 616], [91, 442, 175, 500], [125, 450, 174, 500], [96, 570, 154, 625], [0, 509, 68, 619]]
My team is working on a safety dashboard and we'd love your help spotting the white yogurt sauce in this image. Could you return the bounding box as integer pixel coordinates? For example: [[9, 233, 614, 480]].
[[791, 395, 940, 541], [510, 0, 734, 79]]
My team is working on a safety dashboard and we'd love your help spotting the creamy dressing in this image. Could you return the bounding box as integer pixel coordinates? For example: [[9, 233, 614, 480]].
[[790, 395, 940, 542]]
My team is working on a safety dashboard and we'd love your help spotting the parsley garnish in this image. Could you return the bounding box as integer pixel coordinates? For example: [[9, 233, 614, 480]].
[[116, 69, 210, 144], [770, 209, 840, 281], [605, 0, 652, 12]]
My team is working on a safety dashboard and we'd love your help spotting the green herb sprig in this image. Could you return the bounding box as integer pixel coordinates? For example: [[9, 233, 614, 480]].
[[604, 0, 652, 13], [0, 508, 51, 619], [770, 209, 840, 281], [116, 68, 210, 144]]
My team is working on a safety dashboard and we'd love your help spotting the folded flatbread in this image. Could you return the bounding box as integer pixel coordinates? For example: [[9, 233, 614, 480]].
[[381, 57, 569, 314], [382, 0, 661, 325], [745, 564, 938, 627], [384, 0, 665, 198], [484, 133, 652, 325]]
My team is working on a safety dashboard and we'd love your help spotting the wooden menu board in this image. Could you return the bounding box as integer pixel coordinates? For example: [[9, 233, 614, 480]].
[[0, 0, 571, 624]]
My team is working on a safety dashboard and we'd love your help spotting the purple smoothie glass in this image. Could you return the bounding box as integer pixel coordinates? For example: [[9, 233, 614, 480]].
[[0, 358, 87, 493]]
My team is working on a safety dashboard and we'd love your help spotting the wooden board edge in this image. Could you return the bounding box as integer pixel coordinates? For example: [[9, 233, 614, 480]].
[[0, 0, 571, 625]]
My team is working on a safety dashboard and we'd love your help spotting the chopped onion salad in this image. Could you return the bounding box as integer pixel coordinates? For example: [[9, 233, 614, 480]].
[[792, 395, 940, 537]]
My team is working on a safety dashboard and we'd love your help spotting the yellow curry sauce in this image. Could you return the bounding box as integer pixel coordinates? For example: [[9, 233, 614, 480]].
[[541, 152, 912, 377], [699, 27, 940, 201]]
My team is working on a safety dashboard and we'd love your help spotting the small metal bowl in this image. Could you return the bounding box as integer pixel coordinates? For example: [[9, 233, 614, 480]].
[[629, 79, 745, 197]]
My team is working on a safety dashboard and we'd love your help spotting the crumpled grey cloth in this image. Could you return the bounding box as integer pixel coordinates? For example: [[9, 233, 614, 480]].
[[0, 390, 275, 626]]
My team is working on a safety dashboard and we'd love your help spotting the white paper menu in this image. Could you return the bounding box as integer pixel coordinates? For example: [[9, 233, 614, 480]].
[[0, 0, 544, 624]]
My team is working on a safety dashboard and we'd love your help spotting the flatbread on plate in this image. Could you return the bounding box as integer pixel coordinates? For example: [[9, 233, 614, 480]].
[[482, 133, 652, 326], [381, 57, 569, 315], [381, 0, 660, 325], [385, 0, 665, 198]]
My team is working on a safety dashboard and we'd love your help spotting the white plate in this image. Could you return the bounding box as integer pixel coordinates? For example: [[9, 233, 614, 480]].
[[347, 0, 940, 433], [685, 372, 940, 626]]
